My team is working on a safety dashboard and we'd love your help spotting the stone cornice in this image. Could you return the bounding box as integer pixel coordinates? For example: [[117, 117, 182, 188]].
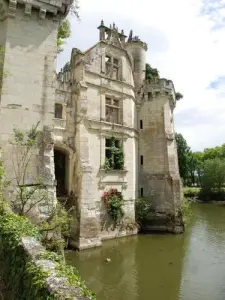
[[85, 79, 136, 102], [87, 118, 138, 140], [0, 0, 72, 19], [85, 70, 135, 91]]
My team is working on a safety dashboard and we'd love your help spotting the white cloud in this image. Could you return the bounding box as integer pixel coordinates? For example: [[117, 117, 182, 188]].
[[57, 0, 225, 151]]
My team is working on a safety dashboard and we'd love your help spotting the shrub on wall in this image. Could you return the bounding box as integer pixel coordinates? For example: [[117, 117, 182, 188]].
[[102, 188, 124, 223], [135, 197, 152, 227]]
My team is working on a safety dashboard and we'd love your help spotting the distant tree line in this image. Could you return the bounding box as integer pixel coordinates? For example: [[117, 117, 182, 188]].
[[175, 133, 225, 201]]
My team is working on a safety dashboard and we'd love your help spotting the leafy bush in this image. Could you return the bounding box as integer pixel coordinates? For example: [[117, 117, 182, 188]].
[[183, 187, 200, 198], [102, 188, 124, 223], [198, 189, 225, 202], [135, 197, 152, 226], [201, 158, 225, 192]]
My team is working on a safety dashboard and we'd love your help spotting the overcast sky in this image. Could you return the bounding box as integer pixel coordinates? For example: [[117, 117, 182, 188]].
[[57, 0, 225, 152]]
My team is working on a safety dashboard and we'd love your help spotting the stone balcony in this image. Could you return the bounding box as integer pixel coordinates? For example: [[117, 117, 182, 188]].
[[53, 118, 66, 143], [53, 118, 66, 129]]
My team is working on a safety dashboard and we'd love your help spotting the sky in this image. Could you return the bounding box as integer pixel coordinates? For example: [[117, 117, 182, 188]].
[[57, 0, 225, 152]]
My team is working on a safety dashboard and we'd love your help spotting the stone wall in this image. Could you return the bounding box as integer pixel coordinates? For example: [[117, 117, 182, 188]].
[[0, 1, 62, 221], [0, 209, 94, 299]]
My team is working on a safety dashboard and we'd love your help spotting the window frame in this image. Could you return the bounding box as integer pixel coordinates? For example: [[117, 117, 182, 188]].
[[105, 137, 123, 170], [105, 95, 120, 124], [105, 54, 120, 80], [54, 103, 63, 119]]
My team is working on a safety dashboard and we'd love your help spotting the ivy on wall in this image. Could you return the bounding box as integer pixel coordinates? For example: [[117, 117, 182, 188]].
[[103, 136, 124, 171]]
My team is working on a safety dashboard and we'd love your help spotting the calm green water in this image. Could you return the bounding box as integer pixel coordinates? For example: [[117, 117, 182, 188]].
[[66, 204, 225, 300]]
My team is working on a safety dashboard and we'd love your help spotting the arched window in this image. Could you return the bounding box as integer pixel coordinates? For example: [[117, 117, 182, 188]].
[[55, 103, 63, 119]]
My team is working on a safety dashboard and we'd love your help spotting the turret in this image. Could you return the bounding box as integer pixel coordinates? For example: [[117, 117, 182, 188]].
[[126, 31, 148, 89]]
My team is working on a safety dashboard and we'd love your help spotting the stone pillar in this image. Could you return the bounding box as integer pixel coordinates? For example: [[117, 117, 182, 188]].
[[0, 0, 72, 218], [138, 80, 184, 233]]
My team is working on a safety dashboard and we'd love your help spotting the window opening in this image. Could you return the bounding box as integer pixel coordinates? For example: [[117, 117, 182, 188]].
[[105, 96, 120, 124], [104, 137, 124, 170], [55, 103, 63, 119]]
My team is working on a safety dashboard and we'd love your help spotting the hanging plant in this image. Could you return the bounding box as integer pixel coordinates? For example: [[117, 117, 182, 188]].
[[101, 188, 124, 223]]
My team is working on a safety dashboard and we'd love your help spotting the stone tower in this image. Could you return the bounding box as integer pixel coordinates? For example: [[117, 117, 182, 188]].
[[0, 0, 71, 218], [138, 78, 184, 233], [126, 33, 147, 88], [126, 33, 184, 233]]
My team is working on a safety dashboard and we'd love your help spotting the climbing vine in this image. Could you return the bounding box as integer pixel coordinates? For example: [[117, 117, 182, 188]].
[[102, 188, 124, 223], [103, 136, 124, 171]]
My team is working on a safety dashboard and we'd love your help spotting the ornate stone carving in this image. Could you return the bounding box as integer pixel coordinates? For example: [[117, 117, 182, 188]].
[[39, 8, 46, 19], [8, 0, 17, 17], [24, 3, 32, 16]]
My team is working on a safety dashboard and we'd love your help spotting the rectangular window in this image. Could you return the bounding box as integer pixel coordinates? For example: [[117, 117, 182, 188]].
[[105, 55, 111, 77], [141, 155, 143, 166], [148, 92, 152, 101], [105, 96, 120, 124], [55, 103, 63, 119], [105, 55, 120, 80], [140, 120, 143, 129], [105, 138, 123, 170], [140, 188, 143, 198]]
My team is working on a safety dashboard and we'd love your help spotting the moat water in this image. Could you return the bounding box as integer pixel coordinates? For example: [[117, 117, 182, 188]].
[[66, 203, 225, 300]]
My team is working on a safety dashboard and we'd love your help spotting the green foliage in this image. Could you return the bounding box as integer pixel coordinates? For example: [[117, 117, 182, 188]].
[[102, 188, 124, 223], [103, 136, 124, 171], [182, 196, 192, 223], [175, 133, 192, 184], [183, 187, 200, 198], [39, 251, 96, 299], [175, 92, 183, 100], [40, 203, 72, 254], [135, 197, 152, 226], [0, 46, 7, 92], [57, 20, 71, 53], [201, 158, 225, 192], [0, 211, 95, 299], [0, 212, 49, 299], [10, 122, 48, 216], [145, 63, 160, 80]]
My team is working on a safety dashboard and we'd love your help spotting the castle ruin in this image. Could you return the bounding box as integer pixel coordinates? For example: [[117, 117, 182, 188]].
[[0, 6, 184, 250]]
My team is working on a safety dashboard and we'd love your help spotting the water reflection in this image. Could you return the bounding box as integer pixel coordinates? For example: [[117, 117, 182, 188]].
[[66, 204, 225, 300]]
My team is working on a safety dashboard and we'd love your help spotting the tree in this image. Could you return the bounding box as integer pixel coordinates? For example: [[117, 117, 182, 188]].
[[175, 133, 192, 184], [10, 122, 50, 216], [191, 151, 204, 186], [145, 63, 160, 80], [201, 158, 225, 192], [175, 92, 183, 101], [56, 0, 80, 53], [57, 20, 71, 53]]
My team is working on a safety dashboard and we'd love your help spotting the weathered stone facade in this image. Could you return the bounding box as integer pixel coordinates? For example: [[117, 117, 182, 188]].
[[55, 21, 184, 248], [0, 0, 71, 220], [0, 11, 184, 250]]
